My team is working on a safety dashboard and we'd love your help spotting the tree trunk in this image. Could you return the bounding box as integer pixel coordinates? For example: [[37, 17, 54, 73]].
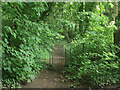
[[114, 1, 119, 45]]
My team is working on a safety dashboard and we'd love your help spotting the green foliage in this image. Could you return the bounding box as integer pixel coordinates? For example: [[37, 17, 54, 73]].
[[2, 2, 119, 88], [2, 2, 62, 87], [64, 52, 120, 87], [63, 3, 120, 87]]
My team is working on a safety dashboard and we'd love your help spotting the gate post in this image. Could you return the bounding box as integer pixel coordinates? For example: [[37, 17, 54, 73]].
[[52, 44, 53, 64], [65, 48, 66, 66], [70, 44, 71, 61], [49, 44, 51, 64]]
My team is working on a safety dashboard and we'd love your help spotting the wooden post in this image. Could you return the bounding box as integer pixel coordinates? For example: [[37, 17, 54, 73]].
[[65, 48, 66, 66], [70, 44, 71, 61], [63, 46, 65, 65], [62, 45, 64, 61]]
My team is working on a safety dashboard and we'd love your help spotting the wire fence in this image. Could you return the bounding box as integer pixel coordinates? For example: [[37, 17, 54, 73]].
[[64, 43, 78, 64], [64, 43, 92, 65], [41, 42, 114, 66]]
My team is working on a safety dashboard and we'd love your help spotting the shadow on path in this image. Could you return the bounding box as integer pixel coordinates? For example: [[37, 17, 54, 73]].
[[21, 44, 72, 88], [21, 58, 72, 88]]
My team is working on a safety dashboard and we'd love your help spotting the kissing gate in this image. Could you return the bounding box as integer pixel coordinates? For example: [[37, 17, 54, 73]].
[[42, 43, 86, 67], [43, 43, 86, 68], [49, 44, 65, 68]]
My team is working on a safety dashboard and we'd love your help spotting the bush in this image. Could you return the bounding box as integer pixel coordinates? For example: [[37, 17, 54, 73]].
[[2, 2, 62, 87], [63, 52, 120, 87]]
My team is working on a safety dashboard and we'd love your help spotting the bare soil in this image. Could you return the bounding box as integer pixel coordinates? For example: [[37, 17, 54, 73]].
[[21, 57, 74, 88], [21, 70, 72, 88]]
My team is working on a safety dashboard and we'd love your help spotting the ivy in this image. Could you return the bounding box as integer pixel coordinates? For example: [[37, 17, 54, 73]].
[[2, 2, 62, 87]]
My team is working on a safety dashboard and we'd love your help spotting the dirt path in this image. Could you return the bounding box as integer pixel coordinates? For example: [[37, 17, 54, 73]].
[[21, 58, 73, 88], [21, 44, 73, 88], [21, 43, 120, 88], [21, 70, 72, 88]]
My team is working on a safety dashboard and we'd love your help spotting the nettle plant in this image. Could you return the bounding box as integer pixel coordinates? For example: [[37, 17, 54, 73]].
[[63, 12, 120, 87]]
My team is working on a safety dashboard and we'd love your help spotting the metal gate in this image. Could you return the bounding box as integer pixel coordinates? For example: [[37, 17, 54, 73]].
[[49, 44, 65, 68]]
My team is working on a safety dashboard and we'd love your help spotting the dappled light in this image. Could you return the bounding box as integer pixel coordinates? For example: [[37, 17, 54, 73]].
[[1, 2, 120, 89]]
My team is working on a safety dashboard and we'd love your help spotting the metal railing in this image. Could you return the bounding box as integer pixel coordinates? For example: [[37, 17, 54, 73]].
[[64, 43, 89, 65]]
